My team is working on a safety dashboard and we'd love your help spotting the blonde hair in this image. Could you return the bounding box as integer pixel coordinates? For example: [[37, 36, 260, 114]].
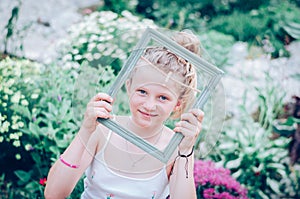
[[137, 30, 201, 118]]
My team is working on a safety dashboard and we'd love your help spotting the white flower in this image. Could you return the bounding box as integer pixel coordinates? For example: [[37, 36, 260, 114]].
[[21, 99, 29, 106], [15, 153, 21, 160], [1, 121, 10, 133], [93, 53, 101, 60], [11, 91, 21, 103], [31, 93, 39, 99], [13, 140, 21, 147], [7, 79, 15, 87], [4, 87, 13, 95], [74, 54, 83, 60], [10, 133, 19, 139], [18, 122, 24, 128], [25, 144, 33, 151]]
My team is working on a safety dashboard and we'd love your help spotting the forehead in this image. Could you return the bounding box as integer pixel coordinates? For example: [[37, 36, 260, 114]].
[[131, 64, 181, 94]]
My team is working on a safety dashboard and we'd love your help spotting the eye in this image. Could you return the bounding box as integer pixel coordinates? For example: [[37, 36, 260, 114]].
[[137, 89, 147, 95], [159, 95, 169, 101]]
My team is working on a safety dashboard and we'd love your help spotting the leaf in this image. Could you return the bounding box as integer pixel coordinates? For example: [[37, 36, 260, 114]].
[[267, 163, 286, 170], [226, 156, 242, 169], [218, 142, 237, 150], [232, 169, 242, 179], [14, 170, 31, 183], [267, 178, 281, 194], [11, 104, 31, 119], [47, 102, 58, 116], [49, 146, 60, 155], [59, 99, 71, 119], [29, 122, 40, 138], [31, 152, 41, 164], [258, 190, 269, 199], [282, 20, 300, 39], [25, 181, 40, 192]]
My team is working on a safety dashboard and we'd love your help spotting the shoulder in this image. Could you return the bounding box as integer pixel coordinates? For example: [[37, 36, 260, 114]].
[[91, 123, 111, 154]]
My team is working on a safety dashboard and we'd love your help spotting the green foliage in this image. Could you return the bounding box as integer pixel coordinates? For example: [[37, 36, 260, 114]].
[[253, 73, 286, 130], [208, 1, 300, 57], [137, 0, 300, 58], [212, 112, 292, 198], [209, 11, 268, 42], [208, 73, 297, 198], [199, 30, 235, 68], [102, 0, 136, 14], [0, 56, 116, 197]]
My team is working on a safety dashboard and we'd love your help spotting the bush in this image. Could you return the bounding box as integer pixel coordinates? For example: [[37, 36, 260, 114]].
[[0, 56, 116, 197], [208, 73, 296, 198]]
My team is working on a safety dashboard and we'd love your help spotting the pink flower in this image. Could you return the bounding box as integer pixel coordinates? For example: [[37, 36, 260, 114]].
[[194, 160, 248, 199], [39, 178, 47, 186]]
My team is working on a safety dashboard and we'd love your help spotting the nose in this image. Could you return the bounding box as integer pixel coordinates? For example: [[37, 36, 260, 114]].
[[143, 97, 157, 111]]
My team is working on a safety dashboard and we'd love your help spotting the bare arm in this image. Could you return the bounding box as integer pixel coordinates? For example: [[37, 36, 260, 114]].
[[44, 93, 113, 199], [168, 109, 204, 199], [168, 148, 196, 199]]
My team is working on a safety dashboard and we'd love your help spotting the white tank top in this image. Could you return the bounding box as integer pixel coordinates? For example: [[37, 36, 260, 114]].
[[81, 132, 170, 199]]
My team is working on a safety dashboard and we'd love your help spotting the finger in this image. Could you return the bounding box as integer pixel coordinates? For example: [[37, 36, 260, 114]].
[[91, 93, 113, 104], [91, 101, 113, 112], [180, 112, 198, 125], [86, 105, 113, 118], [190, 109, 204, 122], [91, 108, 113, 119], [174, 121, 199, 136], [174, 119, 202, 135]]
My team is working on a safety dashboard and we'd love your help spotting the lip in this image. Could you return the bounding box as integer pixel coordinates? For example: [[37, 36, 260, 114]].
[[138, 110, 157, 118]]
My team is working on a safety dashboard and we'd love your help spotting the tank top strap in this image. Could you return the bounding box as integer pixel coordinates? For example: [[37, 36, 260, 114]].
[[102, 130, 112, 151], [97, 114, 115, 156]]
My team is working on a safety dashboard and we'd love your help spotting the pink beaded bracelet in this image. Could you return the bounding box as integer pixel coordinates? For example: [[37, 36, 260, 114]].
[[59, 155, 80, 169]]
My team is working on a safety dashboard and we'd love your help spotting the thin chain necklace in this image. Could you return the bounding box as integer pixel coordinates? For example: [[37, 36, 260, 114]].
[[126, 119, 164, 168]]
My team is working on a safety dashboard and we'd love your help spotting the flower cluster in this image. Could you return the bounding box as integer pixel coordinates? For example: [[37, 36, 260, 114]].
[[194, 160, 248, 199], [0, 57, 42, 156], [57, 10, 157, 72]]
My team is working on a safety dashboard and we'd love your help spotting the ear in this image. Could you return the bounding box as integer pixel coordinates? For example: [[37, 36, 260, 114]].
[[126, 79, 132, 94], [173, 100, 181, 111]]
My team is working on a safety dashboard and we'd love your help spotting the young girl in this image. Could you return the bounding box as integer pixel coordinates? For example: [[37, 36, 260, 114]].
[[45, 31, 204, 199]]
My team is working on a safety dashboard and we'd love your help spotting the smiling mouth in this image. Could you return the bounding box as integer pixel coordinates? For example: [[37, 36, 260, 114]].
[[138, 110, 157, 117]]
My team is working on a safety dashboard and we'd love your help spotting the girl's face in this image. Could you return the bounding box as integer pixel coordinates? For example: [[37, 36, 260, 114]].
[[126, 65, 181, 128]]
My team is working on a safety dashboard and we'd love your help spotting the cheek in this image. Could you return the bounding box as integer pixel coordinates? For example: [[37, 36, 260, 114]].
[[162, 102, 177, 114], [129, 94, 144, 107]]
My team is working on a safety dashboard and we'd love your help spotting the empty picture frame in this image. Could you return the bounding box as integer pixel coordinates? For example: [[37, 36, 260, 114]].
[[97, 28, 224, 163]]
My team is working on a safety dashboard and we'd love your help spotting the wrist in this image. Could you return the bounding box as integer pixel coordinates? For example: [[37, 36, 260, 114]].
[[178, 146, 194, 158], [178, 146, 194, 157]]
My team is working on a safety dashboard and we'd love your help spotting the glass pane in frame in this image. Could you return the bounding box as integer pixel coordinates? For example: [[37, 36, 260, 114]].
[[97, 28, 224, 163]]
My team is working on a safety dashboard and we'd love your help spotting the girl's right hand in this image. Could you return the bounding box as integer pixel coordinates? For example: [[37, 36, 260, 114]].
[[81, 93, 114, 134]]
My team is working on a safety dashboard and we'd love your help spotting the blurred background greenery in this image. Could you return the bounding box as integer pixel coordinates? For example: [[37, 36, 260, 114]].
[[0, 0, 300, 198]]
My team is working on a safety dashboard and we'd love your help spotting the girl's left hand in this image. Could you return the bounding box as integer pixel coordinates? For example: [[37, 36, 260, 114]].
[[173, 109, 204, 154]]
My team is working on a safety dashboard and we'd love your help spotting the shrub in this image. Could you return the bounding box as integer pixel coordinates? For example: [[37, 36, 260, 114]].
[[0, 56, 116, 197], [212, 115, 291, 198]]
